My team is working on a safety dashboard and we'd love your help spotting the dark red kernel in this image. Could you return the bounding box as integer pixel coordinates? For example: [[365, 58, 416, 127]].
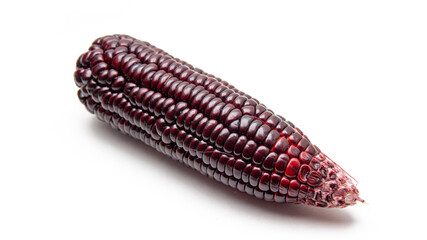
[[219, 104, 235, 122], [215, 128, 230, 149], [209, 150, 221, 168], [299, 152, 312, 164], [287, 145, 301, 158], [262, 152, 277, 171], [241, 106, 255, 115], [254, 125, 271, 143], [209, 123, 224, 143], [223, 133, 239, 153], [241, 140, 257, 160], [288, 132, 302, 145], [265, 115, 281, 128], [234, 95, 248, 107], [297, 137, 311, 151], [252, 145, 269, 165], [305, 144, 319, 156], [233, 136, 248, 156], [195, 117, 208, 137], [258, 110, 273, 121], [270, 173, 281, 192], [258, 172, 270, 191], [242, 163, 253, 183], [288, 179, 300, 198], [273, 137, 290, 154], [225, 158, 235, 176], [217, 155, 229, 172], [298, 184, 308, 199], [209, 102, 225, 119], [228, 120, 240, 132], [247, 120, 263, 138], [239, 115, 254, 134], [202, 119, 218, 140], [264, 130, 281, 148], [195, 141, 207, 159], [279, 177, 290, 194], [233, 159, 246, 179], [285, 158, 301, 178], [281, 126, 295, 138], [189, 113, 204, 132], [225, 109, 242, 125], [202, 146, 214, 165], [249, 166, 262, 187], [255, 104, 267, 115], [274, 154, 290, 174]]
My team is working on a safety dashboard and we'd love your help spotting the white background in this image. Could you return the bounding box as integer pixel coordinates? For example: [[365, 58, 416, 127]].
[[1, 1, 426, 239]]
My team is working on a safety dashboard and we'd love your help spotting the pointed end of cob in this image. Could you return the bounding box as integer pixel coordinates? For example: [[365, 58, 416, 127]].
[[325, 173, 364, 208], [308, 153, 363, 208]]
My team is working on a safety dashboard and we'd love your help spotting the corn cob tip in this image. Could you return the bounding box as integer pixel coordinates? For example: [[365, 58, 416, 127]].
[[309, 153, 363, 208]]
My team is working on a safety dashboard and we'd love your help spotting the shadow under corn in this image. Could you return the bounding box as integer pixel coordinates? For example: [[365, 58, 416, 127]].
[[88, 118, 355, 226]]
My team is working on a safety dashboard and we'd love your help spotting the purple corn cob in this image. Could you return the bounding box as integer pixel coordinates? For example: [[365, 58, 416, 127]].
[[74, 34, 363, 208]]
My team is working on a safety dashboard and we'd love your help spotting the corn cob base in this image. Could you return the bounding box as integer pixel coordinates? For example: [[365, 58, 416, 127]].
[[74, 34, 362, 208]]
